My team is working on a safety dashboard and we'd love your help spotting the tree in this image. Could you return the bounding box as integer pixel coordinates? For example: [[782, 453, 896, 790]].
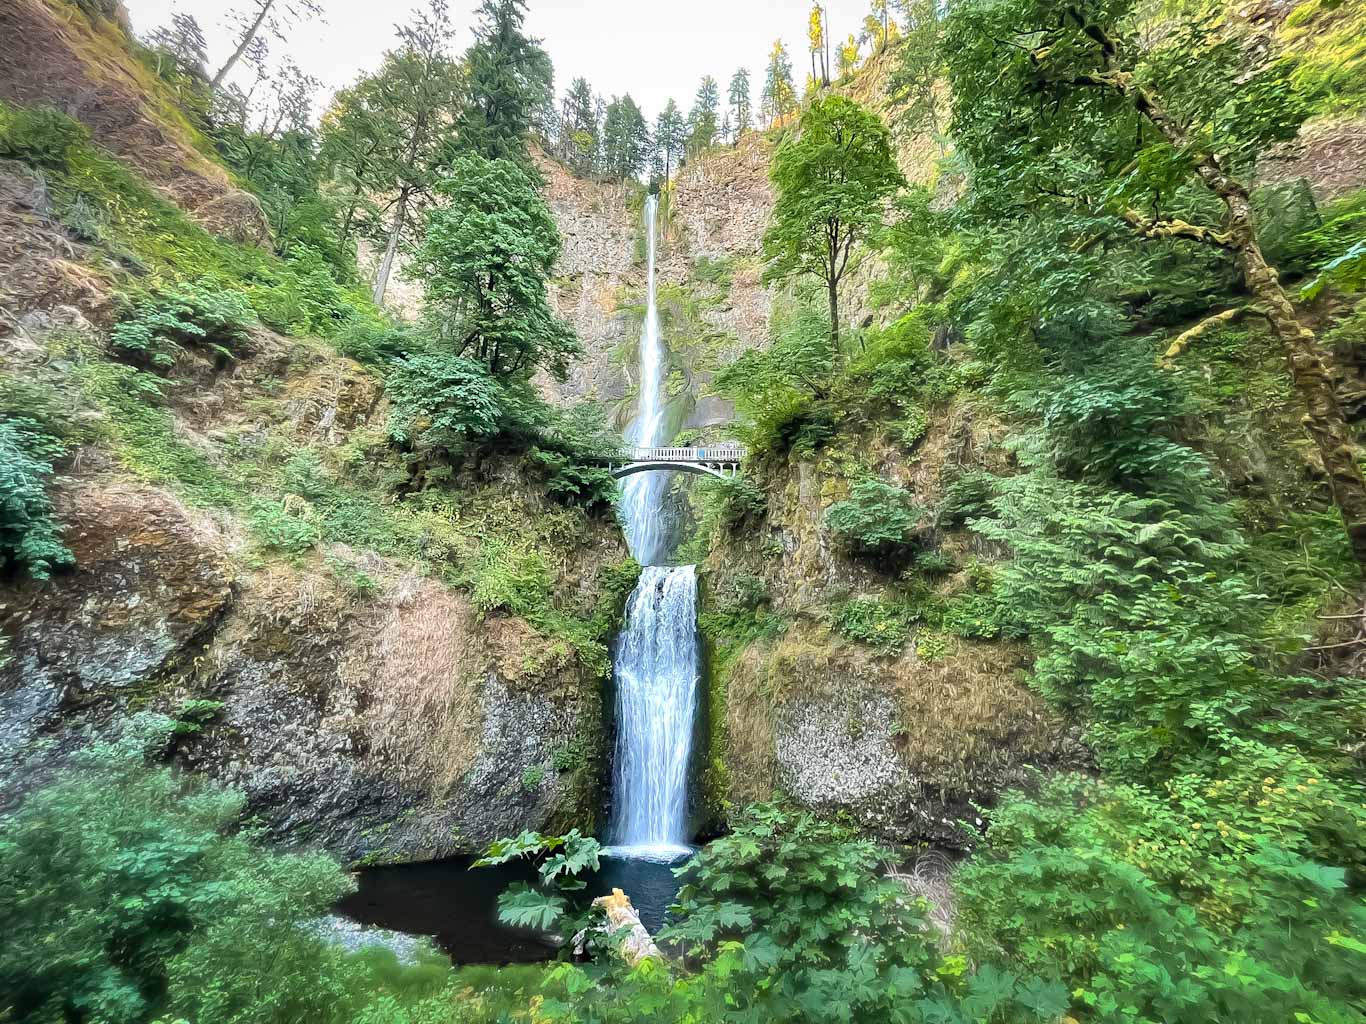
[[560, 76, 599, 173], [601, 94, 650, 179], [144, 12, 209, 79], [209, 0, 323, 90], [354, 0, 463, 305], [454, 0, 554, 165], [761, 40, 797, 126], [837, 33, 860, 79], [866, 0, 893, 53], [411, 154, 581, 381], [653, 99, 686, 182], [944, 0, 1366, 566], [887, 0, 946, 141], [762, 95, 904, 346], [728, 68, 752, 140], [808, 5, 829, 87], [688, 75, 720, 154]]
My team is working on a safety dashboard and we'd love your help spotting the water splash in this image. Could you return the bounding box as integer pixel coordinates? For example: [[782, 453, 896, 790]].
[[607, 565, 699, 859]]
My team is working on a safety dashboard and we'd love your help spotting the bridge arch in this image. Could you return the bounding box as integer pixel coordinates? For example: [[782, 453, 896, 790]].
[[610, 460, 729, 480]]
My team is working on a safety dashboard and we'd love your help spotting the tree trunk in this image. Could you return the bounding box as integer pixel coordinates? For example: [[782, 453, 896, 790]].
[[1071, 47, 1366, 569], [211, 0, 274, 90], [1229, 204, 1366, 565], [827, 274, 840, 348], [372, 191, 408, 306]]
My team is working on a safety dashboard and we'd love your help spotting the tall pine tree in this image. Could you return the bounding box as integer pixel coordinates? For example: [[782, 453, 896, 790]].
[[601, 94, 650, 179], [688, 75, 720, 154], [728, 68, 752, 141], [455, 0, 554, 165], [560, 77, 599, 174], [653, 99, 686, 181], [761, 40, 796, 126]]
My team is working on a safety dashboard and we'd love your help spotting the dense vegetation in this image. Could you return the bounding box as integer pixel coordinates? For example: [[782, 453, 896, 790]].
[[3, 0, 1365, 1023]]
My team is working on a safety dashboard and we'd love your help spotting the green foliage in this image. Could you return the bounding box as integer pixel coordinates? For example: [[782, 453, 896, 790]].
[[0, 416, 73, 579], [77, 363, 239, 509], [763, 95, 904, 341], [824, 478, 925, 556], [956, 775, 1366, 1024], [714, 304, 836, 457], [413, 153, 580, 381], [520, 765, 545, 790], [507, 806, 1067, 1023], [0, 104, 90, 168], [1281, 0, 1366, 116], [0, 102, 377, 340], [386, 353, 502, 453], [0, 716, 466, 1024], [249, 500, 322, 556], [526, 402, 623, 509], [170, 698, 224, 736], [832, 596, 914, 653], [691, 254, 734, 288], [476, 829, 602, 934], [112, 278, 257, 369], [454, 0, 554, 165], [465, 537, 552, 618]]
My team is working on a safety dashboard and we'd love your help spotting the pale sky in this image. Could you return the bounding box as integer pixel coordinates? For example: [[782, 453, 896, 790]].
[[122, 0, 879, 124]]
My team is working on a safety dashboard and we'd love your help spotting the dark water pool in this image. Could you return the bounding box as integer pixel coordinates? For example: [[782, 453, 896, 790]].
[[336, 853, 688, 964]]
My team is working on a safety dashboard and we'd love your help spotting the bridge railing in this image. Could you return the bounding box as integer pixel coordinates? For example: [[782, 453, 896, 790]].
[[592, 445, 746, 463], [628, 445, 746, 462]]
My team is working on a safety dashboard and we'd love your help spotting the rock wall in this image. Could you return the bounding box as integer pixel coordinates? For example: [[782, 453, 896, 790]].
[[0, 327, 625, 865], [699, 401, 1082, 847]]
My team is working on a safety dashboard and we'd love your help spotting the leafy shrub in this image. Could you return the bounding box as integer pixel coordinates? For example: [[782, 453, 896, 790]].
[[832, 596, 914, 653], [171, 698, 224, 736], [0, 416, 73, 579], [112, 278, 257, 369], [956, 775, 1366, 1024], [76, 362, 240, 508], [487, 806, 1069, 1023], [0, 105, 89, 169], [0, 715, 464, 1024], [250, 246, 371, 338], [937, 468, 998, 527], [465, 538, 552, 617], [845, 313, 938, 411], [475, 830, 602, 934], [386, 352, 502, 452], [899, 404, 930, 448], [333, 319, 424, 365], [520, 766, 545, 790], [691, 254, 734, 288], [249, 500, 321, 555], [938, 591, 1008, 639], [525, 402, 623, 508], [714, 305, 836, 458], [824, 478, 925, 556], [915, 549, 953, 575]]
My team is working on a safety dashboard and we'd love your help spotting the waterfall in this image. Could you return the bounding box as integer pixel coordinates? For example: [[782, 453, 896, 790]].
[[618, 195, 671, 564], [608, 194, 700, 861]]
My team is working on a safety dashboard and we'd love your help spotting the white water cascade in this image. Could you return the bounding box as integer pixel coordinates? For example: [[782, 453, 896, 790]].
[[608, 195, 700, 861]]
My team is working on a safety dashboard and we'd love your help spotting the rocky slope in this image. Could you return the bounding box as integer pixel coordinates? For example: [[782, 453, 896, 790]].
[[0, 322, 628, 863]]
